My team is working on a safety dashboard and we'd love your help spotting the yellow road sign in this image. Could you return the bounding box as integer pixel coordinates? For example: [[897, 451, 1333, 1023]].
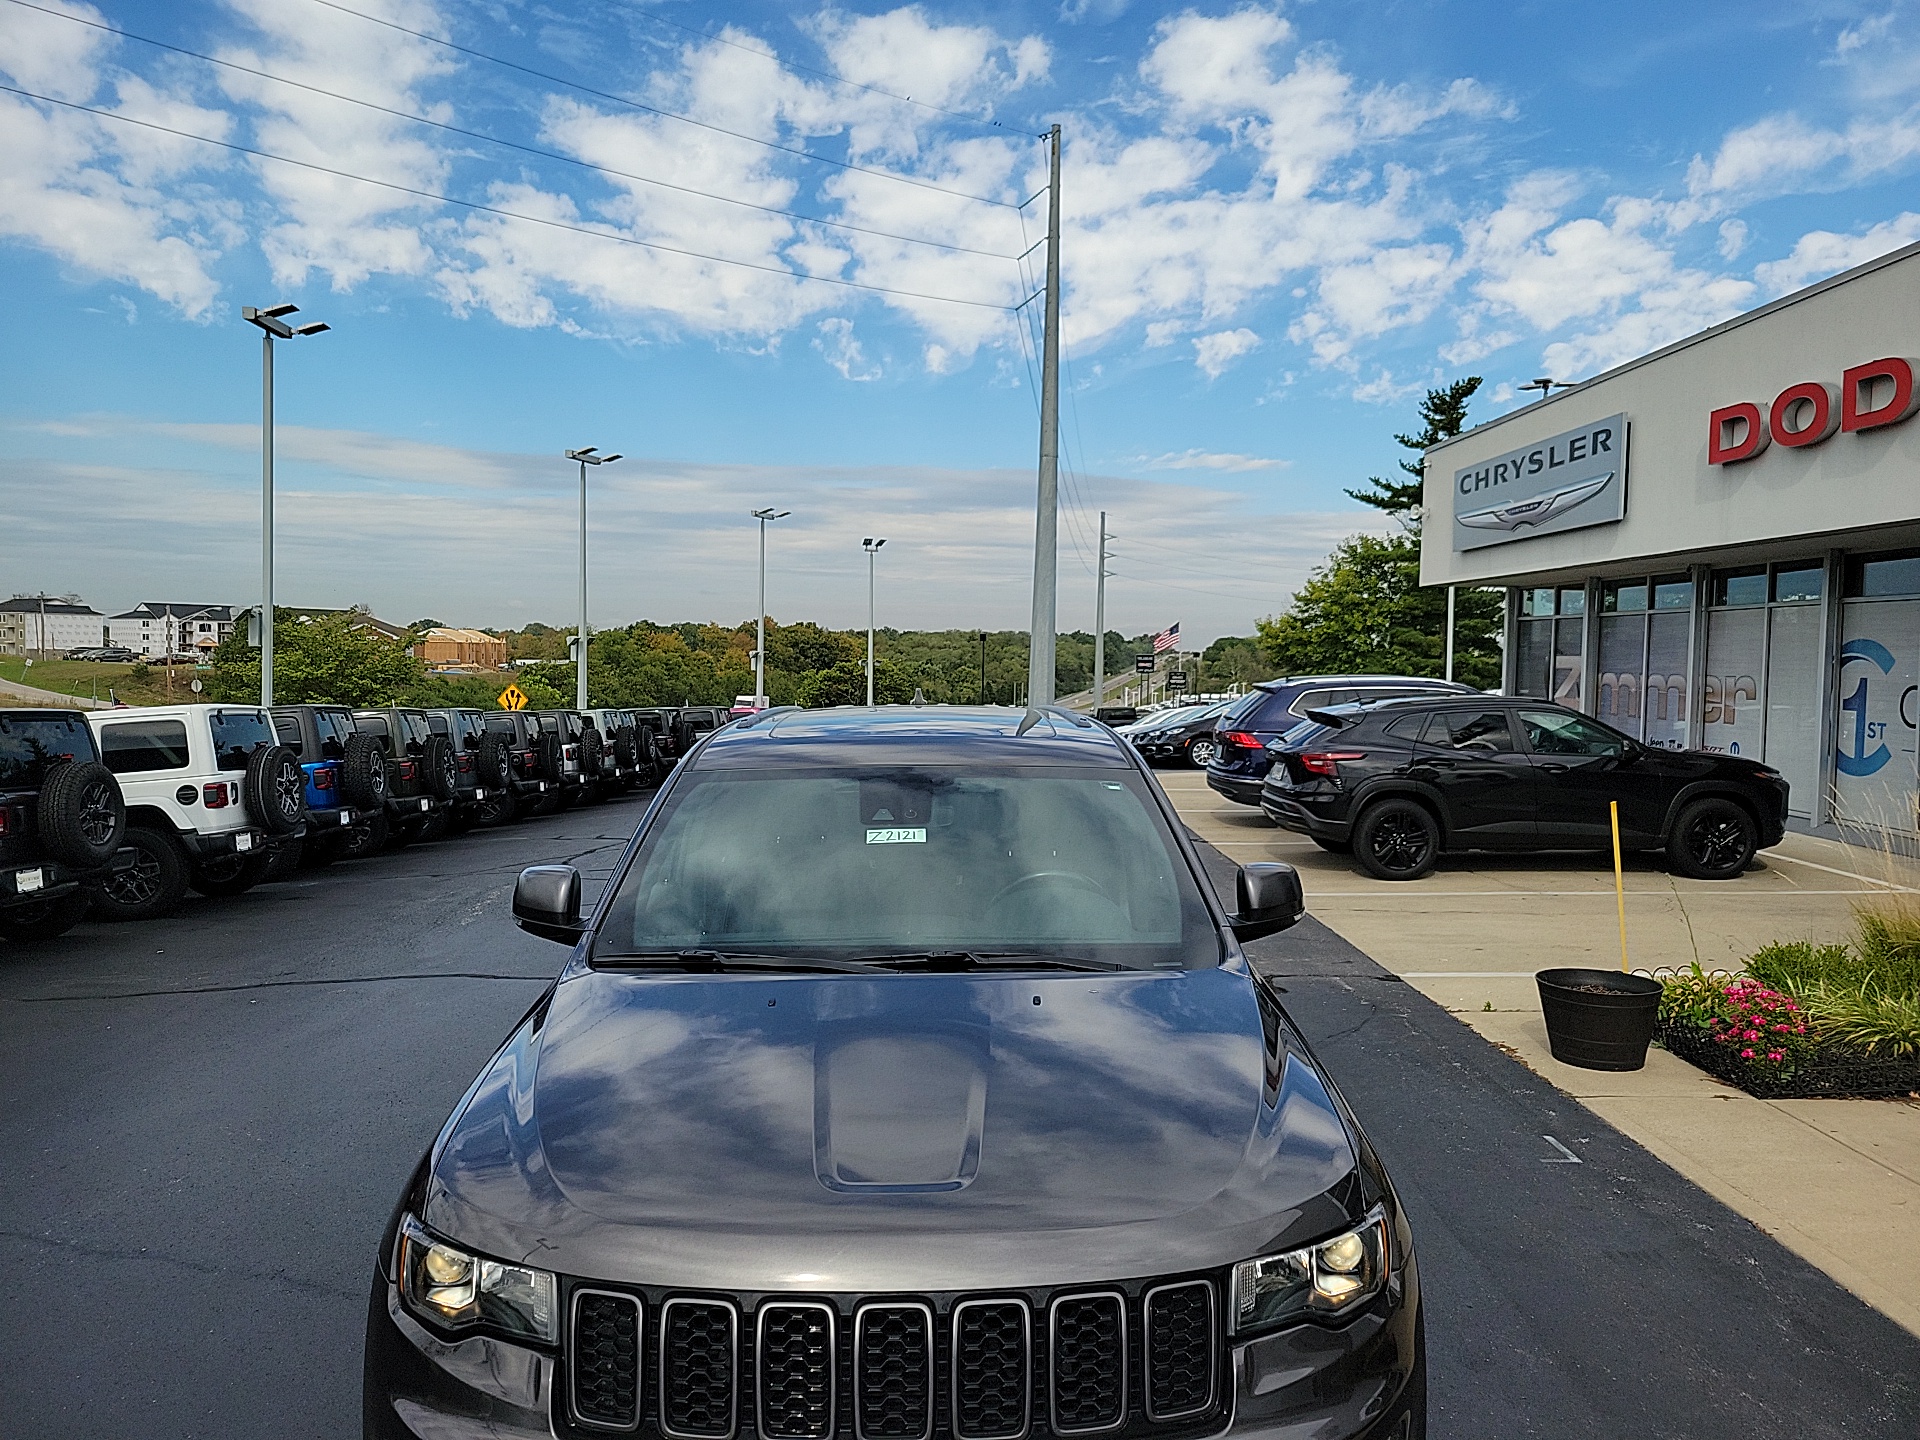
[[497, 683, 529, 711]]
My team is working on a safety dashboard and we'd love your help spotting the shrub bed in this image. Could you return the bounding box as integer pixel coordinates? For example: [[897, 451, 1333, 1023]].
[[1653, 906, 1920, 1099]]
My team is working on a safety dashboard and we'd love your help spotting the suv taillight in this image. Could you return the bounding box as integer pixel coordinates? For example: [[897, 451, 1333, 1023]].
[[1220, 730, 1262, 749], [203, 782, 230, 808], [456, 754, 472, 772], [0, 806, 10, 836], [564, 745, 577, 760], [314, 768, 335, 791], [399, 761, 418, 781], [1298, 751, 1366, 777]]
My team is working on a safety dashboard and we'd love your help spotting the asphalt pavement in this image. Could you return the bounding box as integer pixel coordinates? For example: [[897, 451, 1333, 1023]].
[[1, 796, 1915, 1438]]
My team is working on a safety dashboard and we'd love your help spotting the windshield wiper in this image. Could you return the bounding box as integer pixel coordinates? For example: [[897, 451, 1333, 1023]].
[[595, 949, 891, 975], [847, 951, 1130, 973]]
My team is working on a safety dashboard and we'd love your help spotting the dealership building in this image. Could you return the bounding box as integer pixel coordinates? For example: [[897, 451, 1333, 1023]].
[[1423, 240, 1920, 837]]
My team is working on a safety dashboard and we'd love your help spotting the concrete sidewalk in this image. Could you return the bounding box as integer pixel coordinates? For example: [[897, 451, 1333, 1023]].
[[1160, 767, 1920, 1339]]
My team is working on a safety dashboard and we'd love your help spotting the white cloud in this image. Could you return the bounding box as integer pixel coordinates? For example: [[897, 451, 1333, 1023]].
[[1717, 218, 1748, 260], [1752, 212, 1920, 295], [1141, 449, 1287, 472], [813, 317, 881, 380], [1191, 327, 1260, 377]]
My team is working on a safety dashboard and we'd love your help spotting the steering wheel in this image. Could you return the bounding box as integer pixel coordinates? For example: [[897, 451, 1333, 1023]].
[[988, 871, 1111, 910]]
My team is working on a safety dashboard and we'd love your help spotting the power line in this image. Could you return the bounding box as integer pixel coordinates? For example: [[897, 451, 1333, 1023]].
[[305, 0, 1020, 209], [0, 83, 1018, 311], [3, 0, 1022, 261], [599, 0, 1032, 134]]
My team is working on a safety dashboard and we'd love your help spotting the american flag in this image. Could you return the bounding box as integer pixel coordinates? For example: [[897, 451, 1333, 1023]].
[[1152, 622, 1181, 654]]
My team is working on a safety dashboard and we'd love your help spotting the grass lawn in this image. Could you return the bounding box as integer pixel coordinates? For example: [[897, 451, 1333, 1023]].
[[0, 656, 207, 707]]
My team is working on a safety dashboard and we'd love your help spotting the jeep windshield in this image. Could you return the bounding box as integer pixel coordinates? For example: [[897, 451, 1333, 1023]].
[[0, 713, 94, 789], [595, 765, 1220, 969]]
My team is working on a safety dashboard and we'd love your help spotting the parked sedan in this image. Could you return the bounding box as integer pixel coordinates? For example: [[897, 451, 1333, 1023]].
[[363, 707, 1425, 1440], [1127, 697, 1235, 767], [1260, 696, 1789, 880], [1207, 676, 1479, 805]]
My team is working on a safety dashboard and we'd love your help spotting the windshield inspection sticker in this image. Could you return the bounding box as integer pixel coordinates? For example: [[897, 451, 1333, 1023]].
[[866, 827, 927, 844]]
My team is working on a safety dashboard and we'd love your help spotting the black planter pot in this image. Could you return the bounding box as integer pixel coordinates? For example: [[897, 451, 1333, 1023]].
[[1536, 968, 1663, 1071]]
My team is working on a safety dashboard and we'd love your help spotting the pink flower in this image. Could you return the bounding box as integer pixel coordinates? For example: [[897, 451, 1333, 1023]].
[[1741, 1048, 1756, 1058], [1767, 1051, 1784, 1062]]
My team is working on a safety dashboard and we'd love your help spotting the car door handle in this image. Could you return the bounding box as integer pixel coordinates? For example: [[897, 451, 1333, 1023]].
[[1536, 762, 1569, 774]]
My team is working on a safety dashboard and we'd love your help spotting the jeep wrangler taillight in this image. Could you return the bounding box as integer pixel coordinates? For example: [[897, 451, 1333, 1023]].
[[457, 754, 472, 772], [0, 806, 10, 836], [203, 782, 231, 808], [399, 761, 418, 781], [314, 768, 335, 791]]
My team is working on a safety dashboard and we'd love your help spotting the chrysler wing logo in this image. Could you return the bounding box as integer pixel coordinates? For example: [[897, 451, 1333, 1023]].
[[1458, 472, 1613, 532]]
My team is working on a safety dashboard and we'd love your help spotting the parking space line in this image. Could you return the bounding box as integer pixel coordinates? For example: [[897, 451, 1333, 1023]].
[[1766, 851, 1920, 892]]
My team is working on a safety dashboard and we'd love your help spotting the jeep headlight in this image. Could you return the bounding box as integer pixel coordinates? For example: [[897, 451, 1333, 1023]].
[[398, 1214, 557, 1344], [1231, 1208, 1390, 1334]]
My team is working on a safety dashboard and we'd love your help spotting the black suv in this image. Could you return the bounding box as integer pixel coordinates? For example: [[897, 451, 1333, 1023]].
[[478, 712, 559, 822], [271, 704, 390, 864], [1207, 676, 1478, 805], [425, 709, 513, 830], [353, 709, 457, 845], [0, 709, 128, 942], [1261, 696, 1790, 881], [364, 707, 1425, 1440]]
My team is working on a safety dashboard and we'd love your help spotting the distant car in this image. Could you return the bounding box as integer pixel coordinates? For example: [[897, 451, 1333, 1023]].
[[94, 647, 139, 663], [477, 711, 554, 823], [531, 710, 593, 809], [353, 708, 457, 845], [271, 704, 388, 863], [1260, 696, 1790, 881], [1207, 675, 1480, 806], [728, 693, 763, 718], [63, 647, 103, 661], [583, 708, 657, 795], [1127, 697, 1236, 768], [424, 708, 513, 829]]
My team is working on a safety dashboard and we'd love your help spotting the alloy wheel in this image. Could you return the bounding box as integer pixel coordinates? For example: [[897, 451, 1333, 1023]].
[[275, 764, 303, 820], [1189, 739, 1217, 767], [78, 780, 118, 849], [1687, 815, 1746, 870], [106, 853, 162, 906], [1372, 813, 1432, 872]]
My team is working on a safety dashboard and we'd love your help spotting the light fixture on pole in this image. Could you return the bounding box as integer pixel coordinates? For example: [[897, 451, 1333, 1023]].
[[1519, 377, 1563, 401], [862, 538, 887, 706], [751, 508, 789, 706], [242, 304, 329, 707], [566, 447, 622, 710]]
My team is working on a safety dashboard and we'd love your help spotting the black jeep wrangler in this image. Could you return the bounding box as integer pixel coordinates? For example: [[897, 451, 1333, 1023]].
[[270, 704, 390, 866], [0, 709, 129, 942], [424, 708, 513, 831], [476, 712, 559, 822], [352, 708, 457, 846]]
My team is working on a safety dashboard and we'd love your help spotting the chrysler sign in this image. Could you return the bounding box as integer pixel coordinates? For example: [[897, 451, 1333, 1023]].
[[1450, 413, 1628, 551]]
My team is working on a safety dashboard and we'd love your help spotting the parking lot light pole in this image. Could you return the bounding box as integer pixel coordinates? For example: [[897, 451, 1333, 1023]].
[[566, 447, 622, 709], [242, 304, 328, 706], [863, 538, 886, 706], [979, 632, 988, 705], [751, 508, 789, 706]]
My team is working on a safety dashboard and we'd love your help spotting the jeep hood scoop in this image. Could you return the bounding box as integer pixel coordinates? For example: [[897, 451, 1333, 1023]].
[[425, 965, 1359, 1292]]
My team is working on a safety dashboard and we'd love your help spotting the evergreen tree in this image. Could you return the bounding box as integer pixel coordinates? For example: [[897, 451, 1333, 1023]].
[[1344, 376, 1482, 523]]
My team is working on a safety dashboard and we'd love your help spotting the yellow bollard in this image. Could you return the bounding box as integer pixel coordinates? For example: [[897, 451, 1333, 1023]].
[[1610, 799, 1629, 972]]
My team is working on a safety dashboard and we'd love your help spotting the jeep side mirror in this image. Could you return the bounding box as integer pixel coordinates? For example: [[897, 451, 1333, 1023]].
[[513, 864, 583, 945], [1231, 861, 1304, 942]]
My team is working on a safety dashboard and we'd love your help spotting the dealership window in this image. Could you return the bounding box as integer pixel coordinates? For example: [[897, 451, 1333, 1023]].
[[1836, 549, 1920, 833], [1512, 586, 1584, 703], [1699, 562, 1825, 816], [1594, 574, 1693, 748]]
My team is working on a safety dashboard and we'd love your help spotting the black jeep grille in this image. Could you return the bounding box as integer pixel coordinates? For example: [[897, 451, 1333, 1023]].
[[1142, 1283, 1214, 1421], [571, 1291, 641, 1429], [1049, 1295, 1125, 1433], [661, 1299, 737, 1438], [757, 1303, 835, 1440], [951, 1300, 1029, 1440], [561, 1280, 1221, 1440], [856, 1304, 933, 1440]]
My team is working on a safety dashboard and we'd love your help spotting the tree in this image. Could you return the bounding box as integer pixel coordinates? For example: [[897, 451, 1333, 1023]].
[[796, 658, 921, 707], [1255, 534, 1502, 689], [1345, 376, 1482, 522], [209, 609, 425, 706]]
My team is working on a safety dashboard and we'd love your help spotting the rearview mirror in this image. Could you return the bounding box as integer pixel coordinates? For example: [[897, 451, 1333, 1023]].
[[1231, 861, 1304, 942], [513, 864, 583, 945]]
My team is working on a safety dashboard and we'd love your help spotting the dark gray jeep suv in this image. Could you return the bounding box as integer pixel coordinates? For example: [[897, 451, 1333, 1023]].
[[364, 708, 1424, 1439]]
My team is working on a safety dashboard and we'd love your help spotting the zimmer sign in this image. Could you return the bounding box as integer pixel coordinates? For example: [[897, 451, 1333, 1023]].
[[1450, 414, 1628, 551]]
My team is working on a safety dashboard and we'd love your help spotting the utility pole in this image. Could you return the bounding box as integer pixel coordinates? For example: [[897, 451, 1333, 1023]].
[[243, 303, 329, 705], [863, 538, 886, 705], [1093, 511, 1109, 712], [1026, 123, 1063, 708], [566, 448, 623, 710], [978, 632, 988, 705], [751, 508, 788, 705]]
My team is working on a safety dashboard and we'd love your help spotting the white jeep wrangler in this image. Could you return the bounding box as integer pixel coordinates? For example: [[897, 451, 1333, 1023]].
[[88, 704, 307, 920]]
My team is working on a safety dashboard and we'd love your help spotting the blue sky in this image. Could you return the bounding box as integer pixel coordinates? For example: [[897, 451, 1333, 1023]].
[[4, 0, 1919, 641]]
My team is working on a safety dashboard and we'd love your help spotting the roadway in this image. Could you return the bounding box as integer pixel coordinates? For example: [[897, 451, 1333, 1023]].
[[0, 792, 1915, 1436]]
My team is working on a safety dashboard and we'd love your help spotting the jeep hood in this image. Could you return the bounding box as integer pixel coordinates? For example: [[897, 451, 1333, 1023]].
[[423, 964, 1359, 1291]]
